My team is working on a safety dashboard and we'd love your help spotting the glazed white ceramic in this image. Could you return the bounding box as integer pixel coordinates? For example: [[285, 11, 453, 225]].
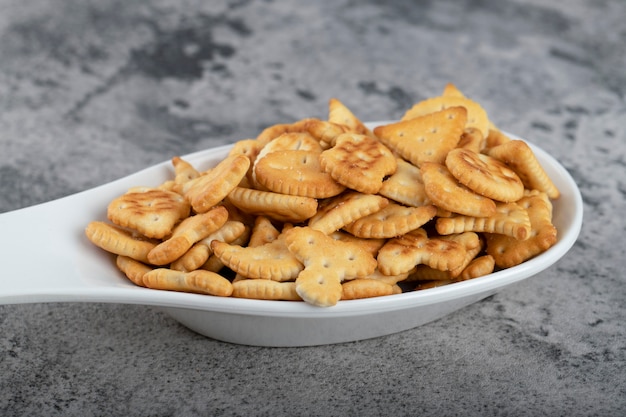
[[0, 126, 583, 346]]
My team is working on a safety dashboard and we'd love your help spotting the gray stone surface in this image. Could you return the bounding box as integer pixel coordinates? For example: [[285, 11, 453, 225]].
[[1, 0, 625, 415]]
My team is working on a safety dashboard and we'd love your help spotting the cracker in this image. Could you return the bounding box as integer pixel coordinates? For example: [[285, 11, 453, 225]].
[[284, 226, 377, 307], [115, 255, 152, 287], [319, 133, 397, 194], [302, 119, 349, 148], [436, 202, 531, 240], [107, 188, 190, 240], [85, 221, 156, 263], [377, 228, 467, 276], [488, 140, 560, 199], [327, 98, 373, 137], [456, 127, 485, 154], [445, 148, 524, 202], [255, 149, 346, 198], [171, 220, 247, 272], [374, 106, 467, 166], [343, 202, 437, 239], [171, 156, 200, 187], [308, 191, 389, 235], [485, 192, 557, 268], [232, 280, 301, 301], [328, 230, 386, 257], [401, 95, 490, 138], [484, 128, 512, 151], [142, 268, 233, 297], [456, 254, 495, 281], [420, 162, 497, 217], [378, 158, 431, 207], [341, 279, 395, 300], [211, 232, 303, 281], [247, 216, 281, 247], [147, 205, 229, 265], [226, 186, 318, 223], [182, 154, 251, 213], [255, 117, 316, 146], [442, 82, 466, 98]]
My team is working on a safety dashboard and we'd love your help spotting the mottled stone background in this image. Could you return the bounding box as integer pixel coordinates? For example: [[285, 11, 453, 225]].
[[0, 0, 625, 416]]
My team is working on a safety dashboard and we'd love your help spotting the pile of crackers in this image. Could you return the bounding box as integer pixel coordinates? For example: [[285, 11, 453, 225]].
[[85, 84, 559, 307]]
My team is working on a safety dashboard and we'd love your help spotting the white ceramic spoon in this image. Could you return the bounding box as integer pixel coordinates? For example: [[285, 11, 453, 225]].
[[0, 129, 583, 347]]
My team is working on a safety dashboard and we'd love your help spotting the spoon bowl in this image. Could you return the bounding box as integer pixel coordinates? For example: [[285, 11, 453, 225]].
[[0, 127, 583, 346]]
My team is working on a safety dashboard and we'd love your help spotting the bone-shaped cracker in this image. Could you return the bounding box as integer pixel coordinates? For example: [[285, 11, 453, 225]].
[[284, 226, 377, 307], [377, 228, 467, 276]]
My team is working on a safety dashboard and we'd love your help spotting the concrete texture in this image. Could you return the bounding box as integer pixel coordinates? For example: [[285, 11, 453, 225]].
[[1, 0, 625, 415]]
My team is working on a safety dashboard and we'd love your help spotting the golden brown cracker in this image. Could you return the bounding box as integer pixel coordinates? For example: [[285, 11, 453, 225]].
[[378, 158, 431, 207], [142, 268, 233, 297], [319, 133, 397, 194], [232, 280, 301, 301], [211, 233, 303, 281], [226, 186, 318, 223], [284, 226, 377, 306], [147, 205, 229, 265], [308, 191, 389, 235], [445, 148, 524, 202], [485, 192, 557, 268], [435, 202, 531, 240], [488, 140, 560, 199], [107, 188, 190, 240], [377, 228, 467, 276], [420, 162, 497, 217], [401, 95, 490, 138], [255, 149, 346, 198], [115, 255, 152, 287], [182, 154, 250, 213], [85, 221, 156, 263], [374, 107, 467, 166], [328, 98, 373, 137], [343, 202, 437, 239], [341, 279, 395, 300]]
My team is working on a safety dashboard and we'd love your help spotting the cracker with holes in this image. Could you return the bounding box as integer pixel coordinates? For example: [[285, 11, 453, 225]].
[[255, 149, 346, 198], [420, 162, 497, 217], [374, 107, 467, 166], [252, 131, 322, 188], [488, 140, 560, 199], [446, 148, 524, 202], [107, 188, 190, 240], [377, 228, 467, 276], [284, 226, 377, 307], [319, 133, 397, 194], [308, 191, 389, 235], [485, 191, 557, 268], [343, 202, 437, 239]]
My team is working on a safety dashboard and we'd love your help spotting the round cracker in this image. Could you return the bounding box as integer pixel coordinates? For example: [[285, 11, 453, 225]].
[[445, 148, 524, 202], [420, 162, 497, 217]]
